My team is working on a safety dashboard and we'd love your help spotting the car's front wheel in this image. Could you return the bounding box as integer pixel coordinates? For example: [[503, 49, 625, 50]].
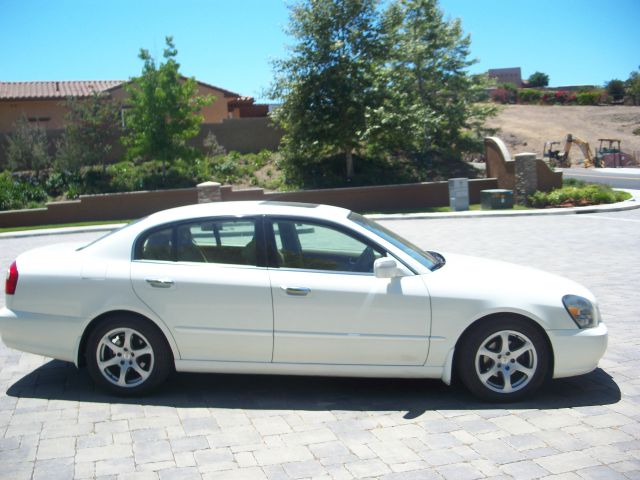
[[86, 315, 172, 396], [457, 317, 550, 402]]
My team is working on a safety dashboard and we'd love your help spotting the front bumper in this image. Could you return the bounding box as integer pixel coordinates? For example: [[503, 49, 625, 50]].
[[548, 322, 608, 378]]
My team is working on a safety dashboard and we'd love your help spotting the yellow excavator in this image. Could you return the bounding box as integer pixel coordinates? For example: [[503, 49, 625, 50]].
[[543, 134, 595, 168]]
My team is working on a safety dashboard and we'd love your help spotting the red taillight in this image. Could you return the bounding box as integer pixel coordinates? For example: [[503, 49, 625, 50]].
[[6, 261, 18, 295]]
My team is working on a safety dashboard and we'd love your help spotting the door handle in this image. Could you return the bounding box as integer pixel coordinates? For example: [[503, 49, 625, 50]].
[[145, 278, 175, 288], [281, 286, 310, 296]]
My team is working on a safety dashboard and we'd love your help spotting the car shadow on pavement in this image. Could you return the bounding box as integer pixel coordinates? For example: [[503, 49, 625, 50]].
[[6, 361, 621, 419]]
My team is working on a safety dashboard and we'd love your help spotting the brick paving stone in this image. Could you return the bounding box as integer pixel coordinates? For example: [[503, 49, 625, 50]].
[[282, 459, 327, 478], [436, 462, 484, 480], [36, 436, 75, 459], [32, 457, 75, 480], [203, 467, 267, 480], [252, 416, 293, 436], [96, 457, 135, 476], [575, 465, 628, 479], [134, 440, 174, 464], [170, 435, 209, 453], [500, 460, 549, 479], [174, 451, 196, 468], [535, 451, 601, 475], [345, 458, 392, 477], [76, 444, 133, 463], [181, 417, 220, 436], [253, 445, 313, 466], [158, 467, 202, 480]]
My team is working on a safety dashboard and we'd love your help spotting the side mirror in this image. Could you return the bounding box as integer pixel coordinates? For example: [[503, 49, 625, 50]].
[[374, 257, 404, 279]]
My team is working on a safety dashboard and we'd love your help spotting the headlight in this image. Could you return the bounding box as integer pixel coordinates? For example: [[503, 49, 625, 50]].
[[562, 295, 598, 329]]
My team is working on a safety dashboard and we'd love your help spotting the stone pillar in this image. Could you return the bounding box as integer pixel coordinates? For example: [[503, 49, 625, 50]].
[[197, 181, 222, 203], [448, 178, 469, 211], [514, 153, 537, 206]]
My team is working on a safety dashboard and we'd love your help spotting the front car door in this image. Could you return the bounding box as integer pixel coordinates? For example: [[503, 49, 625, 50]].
[[267, 218, 431, 366], [130, 217, 273, 362]]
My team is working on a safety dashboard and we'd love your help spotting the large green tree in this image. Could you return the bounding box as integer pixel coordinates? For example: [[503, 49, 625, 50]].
[[370, 0, 495, 166], [527, 71, 549, 88], [55, 92, 122, 173], [122, 36, 213, 181], [626, 68, 640, 105], [270, 0, 383, 180]]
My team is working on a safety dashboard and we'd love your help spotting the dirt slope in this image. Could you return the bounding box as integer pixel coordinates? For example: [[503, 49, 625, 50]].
[[486, 105, 640, 164]]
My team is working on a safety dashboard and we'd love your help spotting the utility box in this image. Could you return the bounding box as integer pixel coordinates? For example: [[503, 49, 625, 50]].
[[481, 189, 514, 210], [448, 178, 469, 211]]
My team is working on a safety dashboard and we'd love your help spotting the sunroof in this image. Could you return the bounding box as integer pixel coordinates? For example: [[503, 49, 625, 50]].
[[260, 201, 319, 208]]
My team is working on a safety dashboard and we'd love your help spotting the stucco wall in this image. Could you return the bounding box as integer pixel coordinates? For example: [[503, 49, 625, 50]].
[[0, 99, 68, 132]]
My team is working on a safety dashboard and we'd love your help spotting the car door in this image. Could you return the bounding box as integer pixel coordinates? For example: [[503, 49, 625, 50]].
[[130, 217, 273, 362], [267, 218, 431, 366]]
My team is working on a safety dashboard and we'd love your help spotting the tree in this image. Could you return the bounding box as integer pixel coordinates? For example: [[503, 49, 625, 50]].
[[606, 79, 625, 102], [56, 92, 122, 173], [5, 116, 51, 175], [122, 36, 213, 182], [626, 68, 640, 105], [270, 0, 383, 180], [369, 0, 495, 167], [527, 71, 549, 88]]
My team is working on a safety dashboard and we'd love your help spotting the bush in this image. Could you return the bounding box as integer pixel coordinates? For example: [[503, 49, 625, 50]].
[[518, 89, 543, 104], [0, 171, 48, 211], [529, 183, 630, 208], [576, 91, 600, 105]]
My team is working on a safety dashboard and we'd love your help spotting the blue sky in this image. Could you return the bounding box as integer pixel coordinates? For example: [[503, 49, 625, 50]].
[[2, 0, 638, 102]]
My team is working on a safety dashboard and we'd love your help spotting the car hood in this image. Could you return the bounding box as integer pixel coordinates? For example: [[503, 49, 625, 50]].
[[433, 252, 595, 301], [423, 252, 597, 330]]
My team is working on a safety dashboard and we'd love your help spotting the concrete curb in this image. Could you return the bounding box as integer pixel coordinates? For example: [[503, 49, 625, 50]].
[[367, 188, 640, 221], [1, 189, 638, 238]]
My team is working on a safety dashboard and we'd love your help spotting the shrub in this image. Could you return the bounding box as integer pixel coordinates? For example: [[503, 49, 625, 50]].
[[529, 183, 630, 208], [491, 88, 515, 104], [518, 89, 543, 104], [554, 91, 576, 104], [576, 91, 600, 105], [0, 171, 48, 211]]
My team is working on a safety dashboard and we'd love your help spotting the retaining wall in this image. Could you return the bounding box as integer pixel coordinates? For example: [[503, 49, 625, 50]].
[[0, 178, 498, 228]]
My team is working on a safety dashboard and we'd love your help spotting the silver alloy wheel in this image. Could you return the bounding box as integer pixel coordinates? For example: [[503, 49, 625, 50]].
[[96, 327, 155, 388], [475, 329, 538, 394]]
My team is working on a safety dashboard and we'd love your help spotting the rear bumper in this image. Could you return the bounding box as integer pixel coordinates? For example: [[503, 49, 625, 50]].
[[0, 307, 79, 363], [548, 322, 608, 378]]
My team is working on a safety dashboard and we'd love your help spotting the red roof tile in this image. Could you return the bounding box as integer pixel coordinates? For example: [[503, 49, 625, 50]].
[[0, 81, 124, 100]]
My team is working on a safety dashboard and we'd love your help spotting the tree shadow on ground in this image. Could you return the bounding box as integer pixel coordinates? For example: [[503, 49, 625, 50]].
[[6, 361, 620, 419]]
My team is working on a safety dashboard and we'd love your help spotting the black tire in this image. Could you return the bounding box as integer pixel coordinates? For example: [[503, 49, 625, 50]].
[[86, 314, 172, 396], [457, 317, 550, 402]]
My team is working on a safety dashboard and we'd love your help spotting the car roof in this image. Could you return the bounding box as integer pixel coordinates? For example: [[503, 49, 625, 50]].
[[144, 201, 353, 225]]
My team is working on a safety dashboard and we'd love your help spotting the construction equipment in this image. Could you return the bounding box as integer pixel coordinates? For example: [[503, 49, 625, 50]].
[[542, 134, 595, 168], [595, 138, 631, 167]]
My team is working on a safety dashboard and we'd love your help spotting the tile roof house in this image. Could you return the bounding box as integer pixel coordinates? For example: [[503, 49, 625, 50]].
[[0, 79, 266, 133]]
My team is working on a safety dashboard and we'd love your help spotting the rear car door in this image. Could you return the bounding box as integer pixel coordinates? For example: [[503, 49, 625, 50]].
[[130, 217, 273, 362]]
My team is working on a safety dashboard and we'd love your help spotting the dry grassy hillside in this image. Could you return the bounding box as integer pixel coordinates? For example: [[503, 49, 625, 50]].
[[486, 105, 640, 164]]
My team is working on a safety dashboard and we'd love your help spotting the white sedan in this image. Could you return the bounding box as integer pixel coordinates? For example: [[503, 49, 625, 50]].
[[1, 201, 607, 401]]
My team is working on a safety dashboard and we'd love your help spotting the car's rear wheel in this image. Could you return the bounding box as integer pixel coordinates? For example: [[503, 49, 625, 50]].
[[457, 317, 550, 402], [86, 315, 171, 396]]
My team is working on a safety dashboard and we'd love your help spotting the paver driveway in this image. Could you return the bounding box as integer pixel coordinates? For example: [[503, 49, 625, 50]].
[[0, 208, 638, 479]]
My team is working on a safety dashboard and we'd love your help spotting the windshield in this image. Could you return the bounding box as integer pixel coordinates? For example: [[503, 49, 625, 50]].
[[349, 212, 439, 271]]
